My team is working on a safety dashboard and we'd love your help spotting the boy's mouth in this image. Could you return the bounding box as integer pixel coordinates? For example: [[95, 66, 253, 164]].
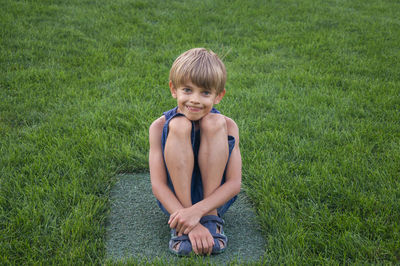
[[186, 106, 202, 112]]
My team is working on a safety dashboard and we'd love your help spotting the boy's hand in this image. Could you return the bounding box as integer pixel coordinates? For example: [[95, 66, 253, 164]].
[[168, 206, 202, 236], [188, 223, 214, 255]]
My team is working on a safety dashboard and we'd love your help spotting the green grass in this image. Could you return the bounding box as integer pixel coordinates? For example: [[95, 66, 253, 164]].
[[1, 0, 399, 264]]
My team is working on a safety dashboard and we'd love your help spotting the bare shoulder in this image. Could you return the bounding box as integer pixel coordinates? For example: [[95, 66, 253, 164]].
[[149, 116, 165, 133], [223, 116, 239, 131], [223, 116, 239, 139], [149, 116, 165, 145]]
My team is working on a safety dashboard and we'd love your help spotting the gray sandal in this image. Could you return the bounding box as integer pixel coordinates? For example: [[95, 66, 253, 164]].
[[168, 229, 192, 256]]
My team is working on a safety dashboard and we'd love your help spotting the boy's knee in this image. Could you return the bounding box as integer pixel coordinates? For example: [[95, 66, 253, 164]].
[[168, 116, 192, 136], [200, 113, 227, 134]]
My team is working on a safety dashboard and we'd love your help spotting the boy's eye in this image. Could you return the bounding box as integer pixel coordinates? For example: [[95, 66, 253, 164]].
[[203, 91, 211, 96], [183, 88, 191, 93]]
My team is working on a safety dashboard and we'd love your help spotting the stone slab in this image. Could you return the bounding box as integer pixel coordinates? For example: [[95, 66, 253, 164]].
[[106, 173, 266, 264]]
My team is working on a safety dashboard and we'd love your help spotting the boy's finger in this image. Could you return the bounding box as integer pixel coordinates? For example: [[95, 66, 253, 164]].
[[179, 225, 187, 236], [191, 237, 198, 254], [196, 239, 203, 255], [168, 212, 177, 224], [201, 238, 208, 255], [183, 227, 193, 235], [169, 217, 177, 229], [208, 237, 214, 255], [177, 228, 184, 236], [183, 224, 193, 235], [193, 245, 199, 255], [175, 223, 181, 234], [204, 240, 209, 255]]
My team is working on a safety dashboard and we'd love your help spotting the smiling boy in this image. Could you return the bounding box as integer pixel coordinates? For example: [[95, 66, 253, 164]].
[[149, 48, 242, 256]]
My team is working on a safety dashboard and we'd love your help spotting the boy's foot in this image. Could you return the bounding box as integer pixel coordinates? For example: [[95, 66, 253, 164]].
[[200, 215, 227, 254], [169, 229, 192, 256]]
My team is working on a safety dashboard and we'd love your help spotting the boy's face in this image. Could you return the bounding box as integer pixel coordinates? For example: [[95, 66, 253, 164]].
[[169, 80, 225, 121]]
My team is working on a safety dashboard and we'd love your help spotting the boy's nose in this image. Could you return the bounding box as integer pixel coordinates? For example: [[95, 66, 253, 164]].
[[190, 94, 200, 103]]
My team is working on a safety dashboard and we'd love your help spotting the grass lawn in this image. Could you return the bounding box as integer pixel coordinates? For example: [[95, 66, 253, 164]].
[[1, 0, 399, 264]]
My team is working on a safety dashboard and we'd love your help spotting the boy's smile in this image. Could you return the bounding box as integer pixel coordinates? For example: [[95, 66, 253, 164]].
[[170, 81, 225, 121]]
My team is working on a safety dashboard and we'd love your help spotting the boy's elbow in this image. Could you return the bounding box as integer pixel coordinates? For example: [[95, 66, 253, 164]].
[[151, 182, 161, 198], [232, 179, 241, 196]]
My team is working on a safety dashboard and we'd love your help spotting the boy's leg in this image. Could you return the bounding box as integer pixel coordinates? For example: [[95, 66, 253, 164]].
[[198, 113, 229, 216], [164, 116, 194, 208]]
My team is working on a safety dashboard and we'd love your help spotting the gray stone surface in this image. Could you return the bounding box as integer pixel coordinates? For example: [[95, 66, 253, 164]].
[[106, 173, 266, 264]]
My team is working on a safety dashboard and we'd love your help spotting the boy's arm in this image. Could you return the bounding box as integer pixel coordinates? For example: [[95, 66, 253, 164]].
[[149, 117, 183, 214], [169, 117, 242, 235]]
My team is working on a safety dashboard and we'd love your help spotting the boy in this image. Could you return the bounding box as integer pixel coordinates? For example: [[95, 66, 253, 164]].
[[149, 48, 242, 256]]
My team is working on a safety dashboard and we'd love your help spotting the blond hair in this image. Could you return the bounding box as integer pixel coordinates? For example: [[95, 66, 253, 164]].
[[169, 48, 226, 94]]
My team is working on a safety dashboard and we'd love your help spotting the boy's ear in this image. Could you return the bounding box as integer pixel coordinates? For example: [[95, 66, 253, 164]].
[[169, 81, 177, 98], [214, 88, 226, 104]]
